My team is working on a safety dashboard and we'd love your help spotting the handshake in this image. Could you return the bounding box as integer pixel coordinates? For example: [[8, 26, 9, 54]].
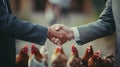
[[47, 24, 74, 45]]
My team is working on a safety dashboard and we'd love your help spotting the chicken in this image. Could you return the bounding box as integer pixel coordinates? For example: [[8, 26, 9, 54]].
[[102, 53, 115, 67], [39, 46, 48, 60], [105, 53, 115, 66], [28, 45, 47, 67], [16, 45, 29, 67], [51, 46, 68, 67], [39, 46, 48, 67], [88, 50, 104, 67], [67, 45, 83, 67], [82, 44, 93, 67]]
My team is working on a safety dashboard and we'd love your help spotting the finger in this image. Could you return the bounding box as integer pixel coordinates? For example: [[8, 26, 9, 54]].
[[55, 27, 62, 31], [50, 24, 60, 30], [52, 24, 64, 31], [51, 38, 60, 44], [51, 38, 56, 42], [51, 30, 63, 38], [56, 41, 61, 45], [55, 25, 63, 31], [54, 39, 60, 44]]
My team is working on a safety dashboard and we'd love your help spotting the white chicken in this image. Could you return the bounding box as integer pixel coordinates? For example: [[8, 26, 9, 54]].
[[39, 46, 48, 67]]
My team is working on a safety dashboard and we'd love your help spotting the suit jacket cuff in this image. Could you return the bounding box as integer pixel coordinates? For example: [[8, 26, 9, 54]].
[[37, 25, 48, 45]]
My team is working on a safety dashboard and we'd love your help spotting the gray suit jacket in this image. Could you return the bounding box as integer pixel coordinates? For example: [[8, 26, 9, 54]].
[[77, 0, 120, 67]]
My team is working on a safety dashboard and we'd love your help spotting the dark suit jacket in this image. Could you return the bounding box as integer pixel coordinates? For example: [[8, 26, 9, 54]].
[[76, 0, 119, 67], [0, 0, 48, 67]]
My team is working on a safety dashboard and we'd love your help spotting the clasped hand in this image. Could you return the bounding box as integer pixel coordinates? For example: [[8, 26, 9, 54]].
[[47, 24, 74, 45]]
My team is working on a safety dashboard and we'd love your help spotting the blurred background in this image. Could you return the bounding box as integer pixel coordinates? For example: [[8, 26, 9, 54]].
[[9, 0, 115, 67]]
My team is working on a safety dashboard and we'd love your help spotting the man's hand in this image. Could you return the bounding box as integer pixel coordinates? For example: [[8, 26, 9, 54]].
[[48, 24, 74, 45]]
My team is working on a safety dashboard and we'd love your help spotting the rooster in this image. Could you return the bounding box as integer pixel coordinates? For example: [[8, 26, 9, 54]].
[[82, 45, 94, 67], [51, 46, 68, 67], [88, 50, 104, 67], [28, 45, 47, 67], [16, 45, 29, 67], [67, 45, 83, 67]]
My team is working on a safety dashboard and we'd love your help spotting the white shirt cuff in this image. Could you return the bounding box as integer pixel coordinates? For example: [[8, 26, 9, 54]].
[[71, 27, 80, 41]]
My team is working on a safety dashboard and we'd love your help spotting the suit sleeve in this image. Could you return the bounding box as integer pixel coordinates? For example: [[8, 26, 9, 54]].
[[76, 0, 115, 45], [0, 2, 48, 45]]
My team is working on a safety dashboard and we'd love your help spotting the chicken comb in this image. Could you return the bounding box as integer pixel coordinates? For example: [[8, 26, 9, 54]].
[[55, 46, 62, 53], [31, 44, 35, 48], [57, 46, 62, 50], [72, 44, 75, 49], [71, 44, 77, 52], [23, 45, 28, 53]]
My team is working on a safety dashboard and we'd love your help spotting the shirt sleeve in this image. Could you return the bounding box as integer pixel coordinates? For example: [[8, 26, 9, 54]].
[[71, 27, 80, 41]]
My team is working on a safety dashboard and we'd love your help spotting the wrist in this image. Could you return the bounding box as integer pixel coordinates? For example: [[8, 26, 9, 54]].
[[47, 28, 52, 39], [70, 27, 80, 41], [68, 28, 74, 40]]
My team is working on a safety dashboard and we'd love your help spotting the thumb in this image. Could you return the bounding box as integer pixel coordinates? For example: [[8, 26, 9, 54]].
[[55, 25, 63, 31]]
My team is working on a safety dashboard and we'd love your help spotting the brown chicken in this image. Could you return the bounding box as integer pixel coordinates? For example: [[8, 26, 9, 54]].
[[28, 45, 48, 67], [67, 45, 83, 67], [16, 45, 29, 67], [88, 50, 104, 67], [82, 45, 94, 67], [51, 46, 68, 67]]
